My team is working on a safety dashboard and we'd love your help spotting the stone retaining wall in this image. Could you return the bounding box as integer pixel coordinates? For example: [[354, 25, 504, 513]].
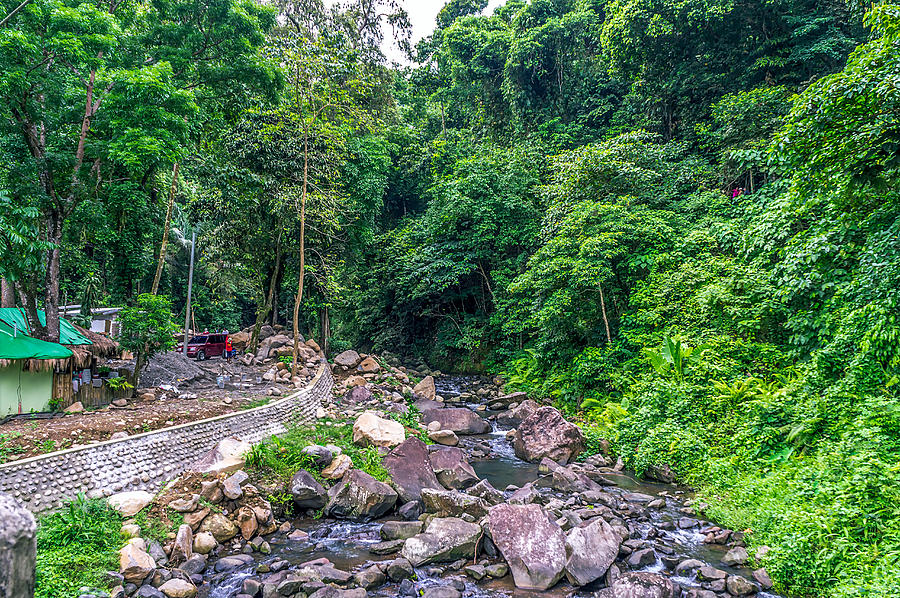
[[0, 364, 333, 513]]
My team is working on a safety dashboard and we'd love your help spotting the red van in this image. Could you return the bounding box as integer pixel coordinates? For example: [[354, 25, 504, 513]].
[[179, 333, 228, 360]]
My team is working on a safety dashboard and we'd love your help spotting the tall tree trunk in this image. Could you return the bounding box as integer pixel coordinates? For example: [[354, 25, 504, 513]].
[[151, 162, 179, 295], [42, 211, 62, 342], [599, 286, 612, 345], [291, 128, 308, 378], [0, 279, 15, 307], [249, 231, 282, 354]]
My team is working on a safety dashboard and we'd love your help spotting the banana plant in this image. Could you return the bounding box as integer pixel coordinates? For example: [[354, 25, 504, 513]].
[[643, 335, 708, 380]]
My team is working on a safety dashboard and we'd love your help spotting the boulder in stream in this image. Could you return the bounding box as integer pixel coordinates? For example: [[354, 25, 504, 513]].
[[422, 488, 489, 519], [595, 572, 677, 598], [564, 517, 621, 586], [488, 503, 567, 590], [290, 469, 328, 509], [400, 517, 481, 566], [495, 399, 540, 428], [382, 437, 443, 503], [513, 406, 584, 464], [428, 446, 480, 490], [422, 407, 490, 435], [324, 469, 398, 521]]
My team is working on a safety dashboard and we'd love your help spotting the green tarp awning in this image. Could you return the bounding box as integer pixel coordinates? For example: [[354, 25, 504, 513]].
[[0, 320, 73, 360], [0, 308, 91, 346]]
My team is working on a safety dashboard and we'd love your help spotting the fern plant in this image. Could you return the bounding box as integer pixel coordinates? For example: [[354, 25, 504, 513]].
[[644, 335, 708, 380]]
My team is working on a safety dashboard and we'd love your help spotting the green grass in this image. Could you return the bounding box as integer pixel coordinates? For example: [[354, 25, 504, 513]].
[[245, 421, 391, 484], [0, 432, 25, 464], [35, 495, 124, 598]]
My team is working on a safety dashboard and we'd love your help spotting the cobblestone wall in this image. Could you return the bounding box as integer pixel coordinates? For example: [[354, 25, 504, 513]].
[[0, 364, 332, 513]]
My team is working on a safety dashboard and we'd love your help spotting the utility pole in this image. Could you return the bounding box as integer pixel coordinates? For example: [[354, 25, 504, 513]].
[[182, 231, 196, 356]]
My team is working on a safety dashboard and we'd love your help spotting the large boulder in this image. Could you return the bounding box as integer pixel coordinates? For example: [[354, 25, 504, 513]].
[[352, 411, 406, 448], [324, 470, 398, 521], [198, 513, 238, 542], [401, 517, 482, 566], [108, 491, 154, 517], [513, 407, 584, 464], [190, 437, 251, 475], [358, 356, 381, 373], [119, 538, 155, 584], [290, 470, 327, 510], [334, 350, 361, 368], [488, 503, 567, 590], [495, 399, 540, 428], [422, 488, 489, 519], [382, 438, 443, 504], [422, 408, 490, 435], [428, 447, 479, 490], [413, 376, 436, 400], [602, 573, 677, 598], [564, 518, 621, 586], [229, 331, 250, 351]]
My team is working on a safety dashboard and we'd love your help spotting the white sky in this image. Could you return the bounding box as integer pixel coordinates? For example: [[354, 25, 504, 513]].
[[326, 0, 506, 64]]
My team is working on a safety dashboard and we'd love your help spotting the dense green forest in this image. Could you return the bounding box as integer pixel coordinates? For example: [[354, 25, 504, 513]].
[[2, 0, 900, 595]]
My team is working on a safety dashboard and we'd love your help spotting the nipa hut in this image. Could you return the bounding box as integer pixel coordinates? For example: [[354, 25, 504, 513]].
[[0, 319, 74, 416], [0, 308, 126, 414]]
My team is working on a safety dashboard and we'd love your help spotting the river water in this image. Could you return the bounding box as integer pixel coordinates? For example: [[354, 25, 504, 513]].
[[201, 376, 781, 598]]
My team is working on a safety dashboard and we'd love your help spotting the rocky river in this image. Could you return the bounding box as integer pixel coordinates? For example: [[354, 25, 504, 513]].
[[182, 374, 780, 598]]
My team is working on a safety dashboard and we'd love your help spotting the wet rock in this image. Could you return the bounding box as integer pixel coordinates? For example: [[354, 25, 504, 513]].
[[321, 454, 352, 480], [421, 488, 489, 519], [467, 480, 504, 505], [398, 500, 423, 520], [726, 575, 758, 595], [564, 517, 621, 586], [383, 437, 443, 503], [413, 376, 436, 400], [401, 517, 481, 566], [627, 548, 657, 568], [674, 559, 704, 576], [429, 446, 480, 490], [354, 564, 385, 589], [723, 546, 749, 567], [290, 469, 328, 509], [380, 520, 424, 541], [489, 503, 567, 590], [369, 539, 406, 555], [428, 430, 459, 446], [324, 469, 398, 521], [513, 407, 584, 464], [485, 563, 509, 578], [386, 558, 414, 581], [215, 555, 253, 572], [495, 399, 540, 428], [421, 587, 460, 598], [178, 555, 207, 576], [644, 464, 676, 484], [464, 564, 486, 580], [422, 408, 490, 435], [119, 538, 154, 584], [752, 568, 773, 590], [605, 572, 677, 598], [352, 411, 406, 448], [507, 484, 539, 505], [697, 565, 727, 581]]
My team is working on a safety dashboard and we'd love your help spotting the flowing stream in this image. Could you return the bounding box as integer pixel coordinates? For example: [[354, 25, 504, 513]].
[[202, 376, 782, 598]]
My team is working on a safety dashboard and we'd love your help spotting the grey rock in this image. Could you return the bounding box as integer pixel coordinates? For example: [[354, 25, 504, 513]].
[[290, 470, 327, 509], [421, 408, 490, 435], [324, 470, 398, 521], [564, 517, 621, 586], [513, 406, 584, 464], [489, 503, 567, 590], [382, 437, 443, 504], [400, 517, 481, 566]]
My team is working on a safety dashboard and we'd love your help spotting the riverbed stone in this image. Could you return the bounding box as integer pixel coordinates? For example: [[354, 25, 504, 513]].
[[321, 454, 352, 480], [192, 532, 217, 555], [564, 517, 621, 586], [723, 546, 749, 567], [383, 437, 444, 503], [752, 568, 773, 590], [291, 469, 328, 509], [413, 376, 436, 400], [421, 408, 490, 435], [354, 565, 386, 589], [429, 446, 480, 490], [489, 503, 567, 590], [495, 399, 540, 428], [513, 406, 584, 464], [607, 572, 677, 598], [428, 430, 459, 446], [380, 520, 424, 541], [726, 575, 758, 595], [401, 517, 481, 566], [324, 469, 398, 521], [421, 488, 489, 518], [386, 558, 414, 581], [158, 579, 197, 598], [198, 513, 238, 542], [352, 411, 406, 448], [119, 538, 155, 584]]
